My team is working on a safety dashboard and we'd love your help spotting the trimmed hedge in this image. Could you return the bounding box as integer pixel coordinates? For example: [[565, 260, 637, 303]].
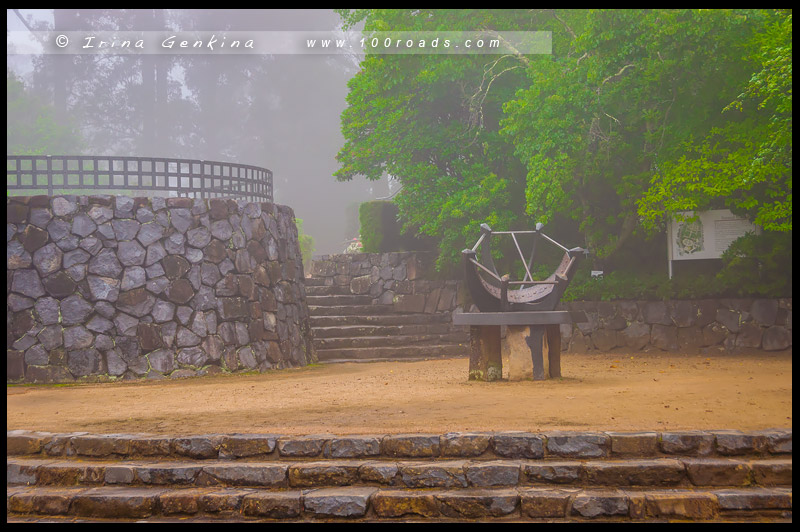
[[358, 200, 438, 253], [359, 200, 402, 253]]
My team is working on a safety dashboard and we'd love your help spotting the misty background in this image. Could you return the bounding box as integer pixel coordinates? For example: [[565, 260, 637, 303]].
[[7, 9, 392, 255]]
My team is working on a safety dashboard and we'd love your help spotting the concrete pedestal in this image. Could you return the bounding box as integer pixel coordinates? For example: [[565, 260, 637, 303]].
[[455, 311, 584, 382], [504, 326, 545, 381]]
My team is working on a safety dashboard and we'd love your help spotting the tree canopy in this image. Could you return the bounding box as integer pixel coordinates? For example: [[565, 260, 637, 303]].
[[7, 72, 84, 155], [335, 9, 792, 273], [8, 9, 371, 254], [638, 11, 792, 233]]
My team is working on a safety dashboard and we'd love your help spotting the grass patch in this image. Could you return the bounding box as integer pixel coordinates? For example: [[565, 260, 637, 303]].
[[8, 381, 87, 388]]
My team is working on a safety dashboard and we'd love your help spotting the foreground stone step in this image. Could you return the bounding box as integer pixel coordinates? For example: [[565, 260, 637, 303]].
[[315, 344, 466, 361], [313, 333, 468, 350], [7, 457, 793, 490], [306, 295, 375, 306], [8, 430, 792, 461], [10, 514, 793, 524], [312, 323, 458, 339], [310, 313, 453, 327], [7, 485, 792, 521]]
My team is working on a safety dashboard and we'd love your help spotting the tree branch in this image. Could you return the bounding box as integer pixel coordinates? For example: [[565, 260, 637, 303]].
[[602, 63, 636, 85], [550, 10, 577, 40], [466, 54, 521, 142], [12, 9, 49, 47], [484, 31, 532, 68]]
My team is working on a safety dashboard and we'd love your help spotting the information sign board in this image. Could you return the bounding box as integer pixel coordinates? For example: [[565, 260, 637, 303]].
[[667, 209, 759, 277]]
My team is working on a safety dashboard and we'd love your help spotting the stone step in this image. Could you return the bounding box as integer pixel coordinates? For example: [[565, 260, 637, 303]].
[[310, 313, 453, 327], [319, 357, 445, 365], [307, 305, 394, 317], [304, 285, 354, 296], [6, 485, 793, 521], [313, 333, 468, 350], [7, 456, 793, 490], [312, 323, 458, 339], [8, 430, 792, 462], [302, 277, 328, 287], [315, 344, 467, 361], [306, 295, 375, 306]]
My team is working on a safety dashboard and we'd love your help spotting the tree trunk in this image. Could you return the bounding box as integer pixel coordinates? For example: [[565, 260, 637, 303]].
[[154, 10, 169, 154], [52, 10, 78, 118], [139, 10, 157, 154]]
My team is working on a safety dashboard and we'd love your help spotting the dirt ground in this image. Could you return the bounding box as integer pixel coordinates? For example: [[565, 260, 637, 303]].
[[6, 351, 792, 436]]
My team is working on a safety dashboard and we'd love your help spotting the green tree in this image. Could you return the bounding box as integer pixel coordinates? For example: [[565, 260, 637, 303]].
[[637, 10, 792, 233], [336, 9, 789, 278], [7, 72, 84, 155], [335, 10, 537, 272], [295, 218, 315, 271], [500, 10, 763, 266]]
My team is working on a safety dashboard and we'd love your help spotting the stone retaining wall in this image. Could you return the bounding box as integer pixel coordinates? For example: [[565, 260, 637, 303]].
[[558, 298, 792, 354], [310, 252, 461, 314], [311, 253, 791, 354], [7, 195, 315, 384]]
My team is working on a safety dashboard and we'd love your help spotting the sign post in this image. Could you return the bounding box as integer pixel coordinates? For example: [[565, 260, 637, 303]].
[[668, 209, 760, 279]]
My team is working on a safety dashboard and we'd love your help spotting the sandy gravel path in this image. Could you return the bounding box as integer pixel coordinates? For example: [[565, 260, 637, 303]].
[[7, 352, 792, 435]]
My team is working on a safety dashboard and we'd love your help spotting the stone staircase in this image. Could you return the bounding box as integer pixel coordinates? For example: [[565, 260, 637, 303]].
[[7, 429, 792, 522], [305, 276, 468, 363]]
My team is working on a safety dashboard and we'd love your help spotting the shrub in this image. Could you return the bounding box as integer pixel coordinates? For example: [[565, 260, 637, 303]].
[[715, 231, 792, 298], [359, 200, 402, 252], [558, 231, 792, 301], [295, 218, 315, 271]]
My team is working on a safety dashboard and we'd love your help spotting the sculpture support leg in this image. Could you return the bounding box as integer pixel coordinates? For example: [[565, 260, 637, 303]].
[[546, 324, 562, 378], [526, 326, 546, 381], [468, 325, 502, 381]]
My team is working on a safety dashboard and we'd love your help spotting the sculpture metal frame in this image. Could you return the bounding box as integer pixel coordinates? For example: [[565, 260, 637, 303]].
[[462, 223, 586, 312], [455, 223, 588, 381]]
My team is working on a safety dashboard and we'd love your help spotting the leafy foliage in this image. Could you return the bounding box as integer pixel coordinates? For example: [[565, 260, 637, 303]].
[[500, 10, 764, 263], [336, 10, 791, 266], [638, 10, 792, 233], [561, 231, 792, 300], [359, 200, 401, 253], [336, 9, 792, 291], [335, 10, 533, 272], [7, 72, 84, 155], [295, 218, 315, 271], [715, 231, 792, 297]]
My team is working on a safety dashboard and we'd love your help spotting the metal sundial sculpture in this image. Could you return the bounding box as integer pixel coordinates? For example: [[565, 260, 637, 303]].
[[462, 223, 587, 313]]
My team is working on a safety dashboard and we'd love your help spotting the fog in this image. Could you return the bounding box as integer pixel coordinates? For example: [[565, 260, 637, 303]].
[[7, 9, 391, 254]]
